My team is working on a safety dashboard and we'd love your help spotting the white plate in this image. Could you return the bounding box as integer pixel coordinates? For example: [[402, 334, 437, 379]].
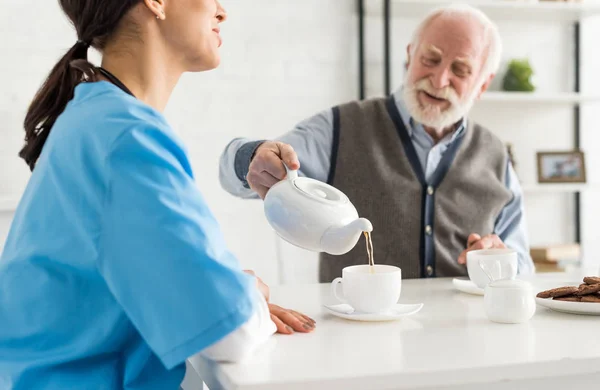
[[323, 303, 424, 322], [452, 277, 484, 296], [535, 297, 600, 316]]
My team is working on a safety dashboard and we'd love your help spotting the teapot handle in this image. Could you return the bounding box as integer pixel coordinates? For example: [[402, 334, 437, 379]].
[[284, 163, 298, 181]]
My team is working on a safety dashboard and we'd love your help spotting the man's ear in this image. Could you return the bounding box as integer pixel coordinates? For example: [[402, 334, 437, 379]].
[[406, 44, 412, 69], [477, 73, 495, 99]]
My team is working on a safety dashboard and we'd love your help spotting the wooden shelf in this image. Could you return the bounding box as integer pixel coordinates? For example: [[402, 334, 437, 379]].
[[480, 91, 600, 104], [366, 1, 600, 22], [521, 183, 594, 193]]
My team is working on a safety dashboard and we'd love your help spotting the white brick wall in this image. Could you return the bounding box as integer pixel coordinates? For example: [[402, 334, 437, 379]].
[[2, 1, 599, 282], [0, 0, 358, 285], [165, 1, 358, 284]]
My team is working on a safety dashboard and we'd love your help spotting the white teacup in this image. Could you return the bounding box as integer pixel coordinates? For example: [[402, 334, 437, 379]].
[[331, 264, 402, 313], [467, 248, 518, 289]]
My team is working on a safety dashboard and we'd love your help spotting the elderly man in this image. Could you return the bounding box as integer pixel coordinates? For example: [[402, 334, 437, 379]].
[[219, 4, 535, 282]]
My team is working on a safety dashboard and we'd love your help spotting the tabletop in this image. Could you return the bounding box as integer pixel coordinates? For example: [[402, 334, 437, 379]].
[[190, 272, 600, 390]]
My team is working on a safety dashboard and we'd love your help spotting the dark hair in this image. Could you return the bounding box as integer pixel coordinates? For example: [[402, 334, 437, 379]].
[[20, 0, 141, 171]]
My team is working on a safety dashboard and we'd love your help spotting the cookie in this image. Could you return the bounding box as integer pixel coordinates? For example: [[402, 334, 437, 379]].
[[576, 283, 600, 296], [554, 295, 581, 302], [581, 295, 600, 303], [536, 286, 579, 299], [583, 276, 600, 285]]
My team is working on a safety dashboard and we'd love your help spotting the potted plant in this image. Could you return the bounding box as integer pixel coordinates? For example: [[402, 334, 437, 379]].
[[502, 59, 535, 92]]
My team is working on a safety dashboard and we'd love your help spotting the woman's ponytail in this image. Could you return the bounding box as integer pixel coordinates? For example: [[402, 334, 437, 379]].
[[20, 0, 141, 170], [20, 40, 97, 170]]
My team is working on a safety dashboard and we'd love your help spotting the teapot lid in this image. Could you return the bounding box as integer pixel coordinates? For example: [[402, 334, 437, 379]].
[[488, 279, 532, 290], [293, 177, 349, 205]]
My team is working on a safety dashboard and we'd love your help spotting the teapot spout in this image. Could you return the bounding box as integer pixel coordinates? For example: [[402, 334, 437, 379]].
[[351, 217, 373, 233], [320, 218, 373, 255]]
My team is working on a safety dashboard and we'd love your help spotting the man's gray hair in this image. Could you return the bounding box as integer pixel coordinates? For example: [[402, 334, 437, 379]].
[[409, 3, 502, 79]]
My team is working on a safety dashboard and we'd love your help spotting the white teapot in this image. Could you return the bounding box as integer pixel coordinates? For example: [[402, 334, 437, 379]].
[[263, 168, 373, 255]]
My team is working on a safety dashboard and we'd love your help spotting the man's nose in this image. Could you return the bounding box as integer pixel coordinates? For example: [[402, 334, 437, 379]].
[[430, 68, 451, 90]]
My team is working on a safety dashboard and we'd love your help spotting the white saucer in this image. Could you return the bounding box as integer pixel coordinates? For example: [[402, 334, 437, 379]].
[[323, 303, 424, 322], [535, 297, 600, 316], [452, 277, 484, 296]]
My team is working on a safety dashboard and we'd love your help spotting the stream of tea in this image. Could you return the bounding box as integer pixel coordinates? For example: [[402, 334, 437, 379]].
[[364, 231, 375, 273]]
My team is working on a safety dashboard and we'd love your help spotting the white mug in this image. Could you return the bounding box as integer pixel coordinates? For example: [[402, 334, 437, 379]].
[[467, 248, 518, 289], [331, 264, 402, 313]]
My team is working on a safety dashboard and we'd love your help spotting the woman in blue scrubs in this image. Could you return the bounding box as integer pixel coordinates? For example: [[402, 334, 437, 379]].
[[0, 1, 315, 388]]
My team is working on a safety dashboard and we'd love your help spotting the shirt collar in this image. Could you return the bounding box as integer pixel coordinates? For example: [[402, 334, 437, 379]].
[[392, 87, 467, 144]]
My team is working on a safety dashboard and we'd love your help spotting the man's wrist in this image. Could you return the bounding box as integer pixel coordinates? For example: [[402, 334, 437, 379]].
[[234, 140, 265, 189]]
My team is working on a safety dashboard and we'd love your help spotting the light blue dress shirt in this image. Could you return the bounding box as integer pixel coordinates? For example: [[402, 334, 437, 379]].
[[219, 88, 534, 274], [0, 81, 259, 389]]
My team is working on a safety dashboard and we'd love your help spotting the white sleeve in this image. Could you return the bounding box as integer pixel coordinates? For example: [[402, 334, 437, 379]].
[[188, 290, 276, 364]]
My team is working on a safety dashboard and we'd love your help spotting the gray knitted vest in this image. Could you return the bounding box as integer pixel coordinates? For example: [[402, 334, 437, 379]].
[[319, 97, 512, 282]]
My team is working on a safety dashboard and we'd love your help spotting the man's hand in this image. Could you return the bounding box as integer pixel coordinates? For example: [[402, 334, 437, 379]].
[[268, 304, 316, 335], [457, 233, 507, 265], [247, 141, 300, 199]]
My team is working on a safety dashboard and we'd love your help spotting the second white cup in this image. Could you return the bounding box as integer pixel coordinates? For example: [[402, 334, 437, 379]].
[[467, 248, 518, 289], [331, 264, 402, 313]]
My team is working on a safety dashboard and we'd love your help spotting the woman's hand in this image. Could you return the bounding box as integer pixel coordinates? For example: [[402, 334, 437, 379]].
[[244, 269, 270, 302], [268, 304, 316, 335], [243, 270, 316, 334]]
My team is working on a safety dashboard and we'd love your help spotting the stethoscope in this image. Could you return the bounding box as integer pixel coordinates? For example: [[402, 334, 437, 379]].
[[97, 67, 135, 98]]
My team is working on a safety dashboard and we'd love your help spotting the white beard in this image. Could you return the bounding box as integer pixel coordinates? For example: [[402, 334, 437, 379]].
[[402, 75, 481, 130]]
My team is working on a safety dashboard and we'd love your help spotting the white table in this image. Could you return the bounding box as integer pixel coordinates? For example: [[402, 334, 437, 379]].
[[189, 272, 600, 390]]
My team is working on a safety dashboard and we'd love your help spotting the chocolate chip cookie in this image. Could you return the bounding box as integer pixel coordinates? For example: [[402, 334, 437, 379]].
[[536, 286, 579, 299], [576, 283, 600, 296], [581, 295, 600, 303], [583, 276, 600, 285]]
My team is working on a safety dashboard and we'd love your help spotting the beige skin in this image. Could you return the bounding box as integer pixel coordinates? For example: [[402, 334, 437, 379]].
[[405, 14, 494, 141], [248, 13, 507, 266], [100, 0, 313, 334]]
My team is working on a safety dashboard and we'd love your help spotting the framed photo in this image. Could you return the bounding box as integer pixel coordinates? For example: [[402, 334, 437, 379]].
[[536, 151, 586, 184]]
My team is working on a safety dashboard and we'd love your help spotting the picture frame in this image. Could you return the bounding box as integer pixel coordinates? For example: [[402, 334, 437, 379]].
[[536, 150, 586, 184]]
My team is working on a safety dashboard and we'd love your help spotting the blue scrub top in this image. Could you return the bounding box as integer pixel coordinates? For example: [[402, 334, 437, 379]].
[[0, 81, 257, 389]]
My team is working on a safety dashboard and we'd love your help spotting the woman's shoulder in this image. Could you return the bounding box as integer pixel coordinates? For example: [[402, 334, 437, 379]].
[[55, 81, 180, 152], [71, 81, 169, 130]]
